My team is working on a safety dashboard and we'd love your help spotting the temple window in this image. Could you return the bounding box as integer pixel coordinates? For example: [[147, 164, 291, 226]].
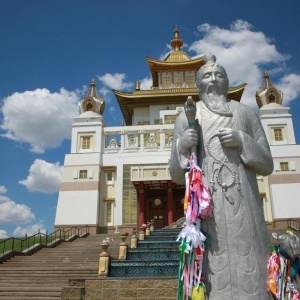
[[185, 75, 194, 87], [105, 171, 115, 185], [280, 162, 289, 171], [103, 199, 115, 226], [174, 75, 183, 86], [164, 115, 177, 124], [79, 170, 88, 179], [106, 202, 112, 223], [162, 76, 171, 88], [274, 128, 283, 141], [82, 136, 91, 149]]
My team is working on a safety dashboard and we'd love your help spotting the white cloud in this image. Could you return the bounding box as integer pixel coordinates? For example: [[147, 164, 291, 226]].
[[159, 47, 172, 60], [19, 159, 63, 194], [277, 73, 300, 104], [0, 189, 35, 225], [189, 20, 293, 107], [0, 185, 7, 194], [13, 222, 46, 237], [0, 229, 8, 238], [139, 77, 152, 90], [99, 87, 111, 97], [1, 88, 79, 153], [97, 73, 134, 90]]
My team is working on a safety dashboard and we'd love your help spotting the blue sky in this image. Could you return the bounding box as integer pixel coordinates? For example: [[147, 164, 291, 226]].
[[1, 0, 300, 238]]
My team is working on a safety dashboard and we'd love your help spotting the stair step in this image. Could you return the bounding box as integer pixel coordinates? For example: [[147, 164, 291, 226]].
[[127, 248, 179, 260], [145, 236, 178, 239], [109, 260, 178, 277], [137, 240, 179, 248]]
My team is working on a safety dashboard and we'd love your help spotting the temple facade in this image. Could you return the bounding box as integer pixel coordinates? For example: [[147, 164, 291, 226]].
[[54, 27, 300, 234]]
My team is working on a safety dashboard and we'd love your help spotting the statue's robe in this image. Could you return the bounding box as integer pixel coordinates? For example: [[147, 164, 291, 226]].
[[170, 100, 274, 300]]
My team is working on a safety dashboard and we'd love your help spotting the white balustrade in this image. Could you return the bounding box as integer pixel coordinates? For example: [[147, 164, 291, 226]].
[[103, 124, 174, 153]]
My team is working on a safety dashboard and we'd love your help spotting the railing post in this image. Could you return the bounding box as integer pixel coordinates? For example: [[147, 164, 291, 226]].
[[159, 129, 164, 150], [140, 131, 144, 151], [25, 234, 28, 250], [119, 235, 128, 260], [98, 246, 110, 277], [130, 229, 138, 249], [120, 133, 125, 152]]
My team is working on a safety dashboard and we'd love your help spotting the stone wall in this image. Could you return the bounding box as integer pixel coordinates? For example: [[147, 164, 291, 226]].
[[84, 278, 177, 300]]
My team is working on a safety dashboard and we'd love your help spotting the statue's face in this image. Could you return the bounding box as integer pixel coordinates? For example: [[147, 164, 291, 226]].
[[197, 66, 229, 96]]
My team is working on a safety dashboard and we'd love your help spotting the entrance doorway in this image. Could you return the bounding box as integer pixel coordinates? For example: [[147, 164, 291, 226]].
[[174, 187, 185, 221], [146, 190, 167, 229], [144, 188, 185, 229]]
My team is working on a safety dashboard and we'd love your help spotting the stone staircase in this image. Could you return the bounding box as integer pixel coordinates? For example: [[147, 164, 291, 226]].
[[109, 228, 181, 278], [0, 233, 121, 299], [0, 226, 295, 299]]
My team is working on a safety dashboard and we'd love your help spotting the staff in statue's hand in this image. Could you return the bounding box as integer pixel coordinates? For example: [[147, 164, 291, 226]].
[[179, 96, 198, 159]]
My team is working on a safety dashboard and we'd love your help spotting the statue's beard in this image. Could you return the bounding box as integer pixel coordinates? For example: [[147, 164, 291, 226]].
[[202, 90, 232, 116]]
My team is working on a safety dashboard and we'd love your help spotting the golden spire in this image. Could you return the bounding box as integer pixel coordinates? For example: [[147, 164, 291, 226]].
[[86, 78, 101, 99], [170, 26, 183, 51], [256, 70, 283, 108], [135, 79, 140, 91], [79, 79, 105, 115], [263, 71, 272, 89]]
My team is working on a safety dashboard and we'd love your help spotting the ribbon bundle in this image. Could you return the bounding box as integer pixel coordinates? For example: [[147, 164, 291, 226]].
[[267, 245, 300, 300], [177, 155, 212, 300]]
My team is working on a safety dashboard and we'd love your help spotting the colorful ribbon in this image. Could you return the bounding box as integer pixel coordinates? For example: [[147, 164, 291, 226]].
[[177, 155, 212, 300], [267, 245, 300, 299]]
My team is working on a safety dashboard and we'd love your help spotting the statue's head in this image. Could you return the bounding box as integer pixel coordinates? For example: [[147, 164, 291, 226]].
[[196, 53, 229, 97], [196, 53, 231, 116]]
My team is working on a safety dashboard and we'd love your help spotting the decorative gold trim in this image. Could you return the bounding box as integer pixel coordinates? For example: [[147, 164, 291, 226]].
[[102, 167, 116, 172], [103, 198, 115, 202]]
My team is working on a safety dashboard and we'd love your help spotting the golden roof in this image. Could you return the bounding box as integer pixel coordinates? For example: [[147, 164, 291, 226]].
[[114, 83, 247, 125], [113, 26, 247, 125], [146, 27, 205, 87]]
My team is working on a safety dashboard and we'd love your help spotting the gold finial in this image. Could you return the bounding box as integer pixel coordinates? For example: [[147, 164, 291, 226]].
[[135, 80, 140, 91], [81, 79, 105, 115], [256, 70, 283, 108], [87, 79, 100, 98], [263, 71, 271, 89], [171, 26, 183, 51]]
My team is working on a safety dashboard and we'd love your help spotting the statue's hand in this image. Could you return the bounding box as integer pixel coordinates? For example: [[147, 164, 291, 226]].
[[178, 128, 198, 154], [218, 128, 242, 150]]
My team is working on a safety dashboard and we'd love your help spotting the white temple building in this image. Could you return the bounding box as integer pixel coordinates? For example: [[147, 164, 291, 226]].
[[54, 27, 300, 234]]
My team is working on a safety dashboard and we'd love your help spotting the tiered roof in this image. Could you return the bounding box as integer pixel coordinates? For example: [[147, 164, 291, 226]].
[[113, 27, 246, 125]]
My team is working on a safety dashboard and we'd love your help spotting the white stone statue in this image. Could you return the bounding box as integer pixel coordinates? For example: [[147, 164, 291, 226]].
[[170, 53, 274, 299]]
